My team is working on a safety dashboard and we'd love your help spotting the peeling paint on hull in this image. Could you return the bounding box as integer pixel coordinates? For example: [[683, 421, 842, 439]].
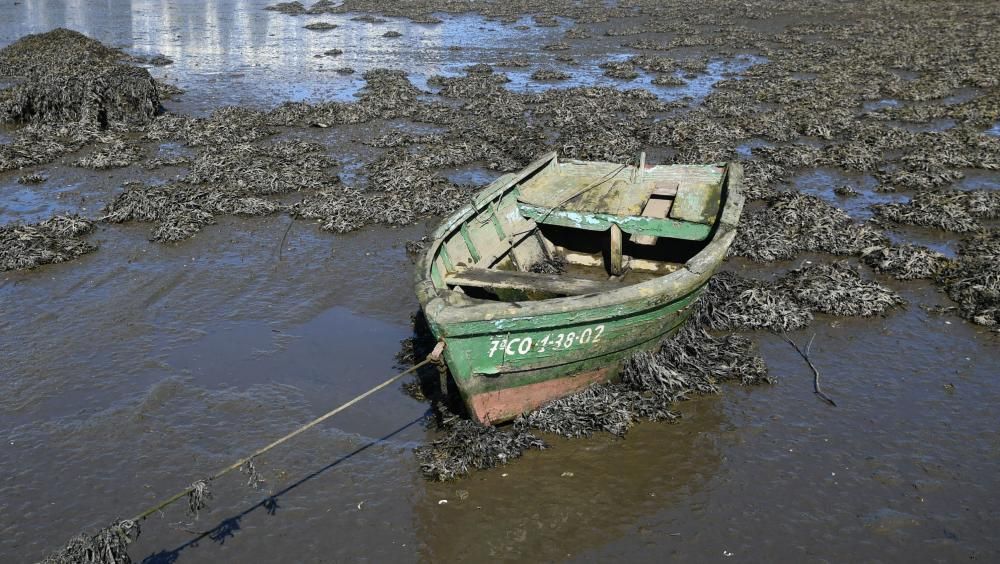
[[468, 367, 612, 425]]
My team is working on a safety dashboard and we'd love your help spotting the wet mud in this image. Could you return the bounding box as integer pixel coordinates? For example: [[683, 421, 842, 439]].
[[2, 0, 1000, 562]]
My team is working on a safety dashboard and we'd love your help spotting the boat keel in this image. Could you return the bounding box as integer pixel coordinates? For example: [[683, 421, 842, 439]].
[[467, 367, 612, 425]]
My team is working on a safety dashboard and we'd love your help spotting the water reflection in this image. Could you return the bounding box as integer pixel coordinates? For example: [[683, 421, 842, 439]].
[[504, 53, 764, 102], [5, 1, 759, 115], [415, 399, 725, 561], [4, 1, 557, 112], [793, 168, 905, 220]]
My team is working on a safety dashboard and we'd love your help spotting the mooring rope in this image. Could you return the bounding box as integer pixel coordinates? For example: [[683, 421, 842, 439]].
[[132, 354, 437, 521], [43, 346, 444, 564]]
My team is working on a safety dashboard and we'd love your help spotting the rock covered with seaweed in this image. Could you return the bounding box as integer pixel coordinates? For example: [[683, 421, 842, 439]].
[[0, 28, 159, 128]]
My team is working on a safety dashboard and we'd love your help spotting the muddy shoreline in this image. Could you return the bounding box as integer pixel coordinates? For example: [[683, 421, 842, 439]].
[[3, 0, 999, 562]]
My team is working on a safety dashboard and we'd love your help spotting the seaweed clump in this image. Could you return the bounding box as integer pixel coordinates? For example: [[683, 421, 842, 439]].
[[696, 271, 813, 332], [292, 182, 470, 233], [873, 190, 1000, 233], [73, 140, 145, 169], [0, 28, 159, 128], [1, 215, 96, 271], [779, 261, 905, 317], [415, 323, 768, 480], [936, 229, 1000, 329], [528, 255, 566, 274], [518, 324, 768, 439], [860, 244, 949, 280], [530, 69, 570, 81], [17, 173, 46, 184], [414, 420, 547, 481], [41, 520, 139, 564], [731, 193, 887, 261], [103, 139, 333, 241], [0, 124, 104, 173]]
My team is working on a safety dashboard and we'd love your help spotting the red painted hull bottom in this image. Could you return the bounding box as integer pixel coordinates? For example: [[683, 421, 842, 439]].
[[466, 367, 613, 425]]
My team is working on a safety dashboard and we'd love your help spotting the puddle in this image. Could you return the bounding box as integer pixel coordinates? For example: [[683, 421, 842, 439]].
[[164, 305, 420, 424], [862, 98, 901, 112], [956, 169, 1000, 191], [884, 226, 959, 258], [503, 53, 764, 101], [0, 176, 96, 225], [155, 141, 194, 158], [443, 165, 502, 186], [888, 118, 956, 133], [338, 159, 367, 185], [792, 168, 904, 220], [942, 87, 979, 106], [736, 138, 774, 158], [985, 122, 1000, 137], [888, 68, 920, 81]]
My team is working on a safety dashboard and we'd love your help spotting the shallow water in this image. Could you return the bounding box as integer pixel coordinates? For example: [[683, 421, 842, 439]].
[[792, 168, 903, 220], [958, 169, 1000, 191], [3, 1, 1000, 563], [2, 1, 754, 115]]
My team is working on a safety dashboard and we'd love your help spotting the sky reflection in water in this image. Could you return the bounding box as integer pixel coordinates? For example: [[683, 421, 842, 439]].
[[4, 0, 762, 114]]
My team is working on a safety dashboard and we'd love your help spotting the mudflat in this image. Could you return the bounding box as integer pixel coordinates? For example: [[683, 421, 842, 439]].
[[2, 1, 998, 562]]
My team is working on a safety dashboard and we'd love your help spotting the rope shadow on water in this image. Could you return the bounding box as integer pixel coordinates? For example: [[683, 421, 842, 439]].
[[141, 415, 427, 564]]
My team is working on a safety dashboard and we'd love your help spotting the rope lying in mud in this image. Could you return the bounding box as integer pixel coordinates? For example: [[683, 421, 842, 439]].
[[42, 350, 442, 564]]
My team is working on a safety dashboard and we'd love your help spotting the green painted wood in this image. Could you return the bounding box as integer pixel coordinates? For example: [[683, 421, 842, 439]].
[[445, 267, 623, 296], [436, 283, 705, 396], [439, 244, 455, 272], [517, 203, 713, 241], [459, 223, 481, 263], [430, 263, 443, 288], [414, 153, 744, 422], [487, 202, 506, 239]]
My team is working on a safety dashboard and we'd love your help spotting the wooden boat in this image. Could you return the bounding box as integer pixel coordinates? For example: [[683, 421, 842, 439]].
[[413, 151, 744, 424]]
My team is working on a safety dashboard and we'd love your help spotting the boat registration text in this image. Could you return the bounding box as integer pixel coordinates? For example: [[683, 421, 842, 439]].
[[487, 325, 605, 358]]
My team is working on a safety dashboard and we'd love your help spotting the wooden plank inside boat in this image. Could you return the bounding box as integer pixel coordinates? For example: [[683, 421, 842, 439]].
[[445, 267, 622, 296], [630, 189, 675, 246]]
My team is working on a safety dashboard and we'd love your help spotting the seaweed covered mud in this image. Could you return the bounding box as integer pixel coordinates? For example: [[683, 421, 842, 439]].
[[269, 0, 994, 329], [3, 0, 1000, 562]]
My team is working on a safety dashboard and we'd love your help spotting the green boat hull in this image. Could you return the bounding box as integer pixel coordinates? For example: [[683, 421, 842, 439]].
[[415, 152, 743, 424]]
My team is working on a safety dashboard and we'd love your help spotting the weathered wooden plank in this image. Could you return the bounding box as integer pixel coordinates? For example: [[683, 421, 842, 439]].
[[445, 268, 621, 296], [651, 181, 678, 197], [644, 164, 725, 184], [630, 195, 674, 245], [517, 203, 713, 241], [610, 224, 624, 275], [670, 179, 722, 225], [518, 175, 655, 218]]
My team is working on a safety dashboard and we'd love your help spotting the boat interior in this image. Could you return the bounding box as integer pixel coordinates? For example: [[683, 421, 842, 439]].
[[428, 153, 731, 304]]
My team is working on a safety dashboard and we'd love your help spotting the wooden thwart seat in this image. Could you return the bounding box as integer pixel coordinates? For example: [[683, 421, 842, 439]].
[[630, 182, 678, 246], [445, 268, 622, 296]]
